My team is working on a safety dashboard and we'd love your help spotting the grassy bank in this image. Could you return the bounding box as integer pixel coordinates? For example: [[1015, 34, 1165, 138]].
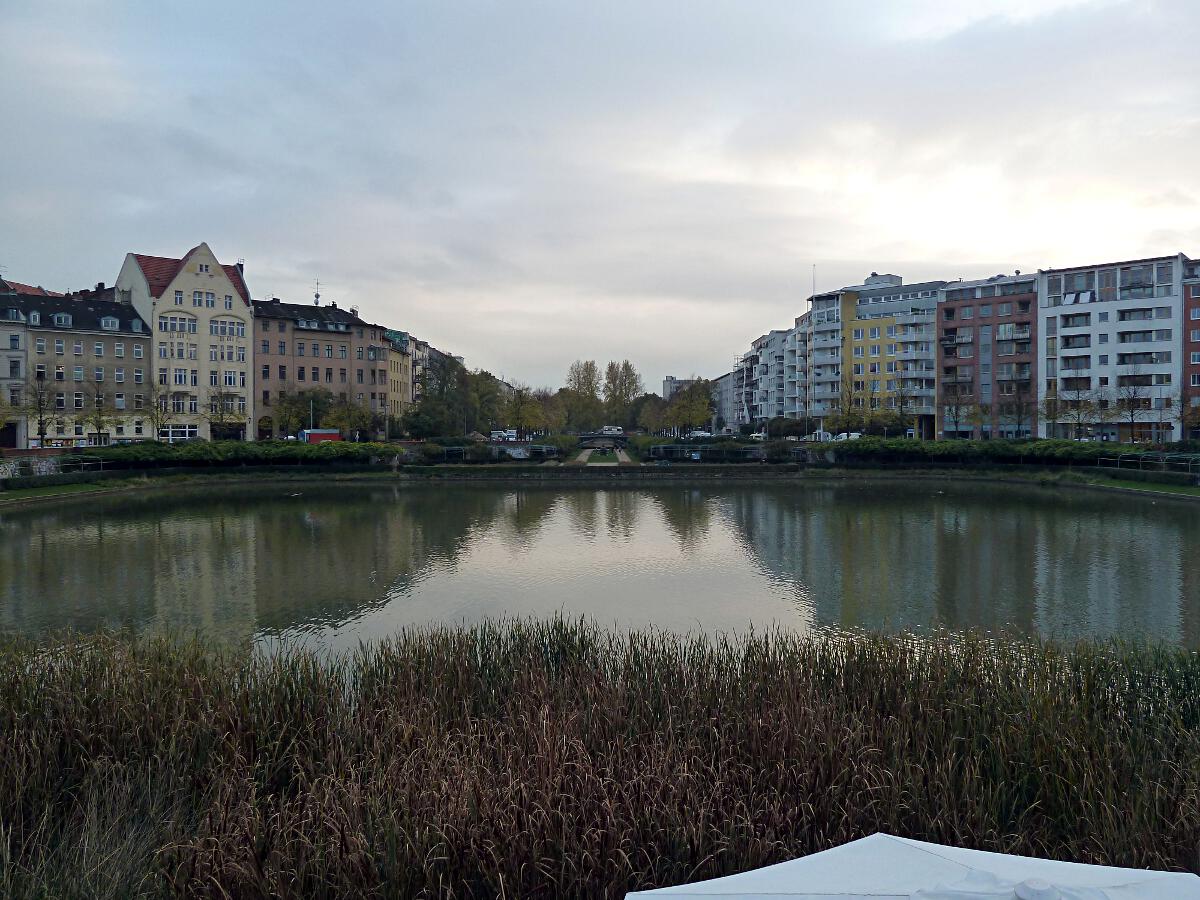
[[1, 622, 1197, 898]]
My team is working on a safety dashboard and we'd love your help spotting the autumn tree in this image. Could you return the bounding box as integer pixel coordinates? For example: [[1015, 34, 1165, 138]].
[[602, 360, 643, 425], [79, 377, 120, 445], [665, 380, 713, 434], [322, 394, 376, 440], [505, 383, 545, 438]]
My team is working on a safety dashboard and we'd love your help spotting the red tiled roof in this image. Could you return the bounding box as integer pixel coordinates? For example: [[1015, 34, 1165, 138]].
[[131, 245, 251, 306], [1, 279, 64, 297], [131, 253, 185, 299]]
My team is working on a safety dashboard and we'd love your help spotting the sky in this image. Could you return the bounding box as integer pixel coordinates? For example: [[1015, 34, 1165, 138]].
[[2, 0, 1198, 390]]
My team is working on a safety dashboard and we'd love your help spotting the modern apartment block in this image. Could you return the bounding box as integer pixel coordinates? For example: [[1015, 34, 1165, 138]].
[[782, 312, 809, 420], [803, 289, 852, 421], [1185, 258, 1200, 439], [1037, 254, 1189, 441], [114, 243, 254, 441], [846, 274, 945, 437], [937, 274, 1038, 439], [711, 370, 736, 431]]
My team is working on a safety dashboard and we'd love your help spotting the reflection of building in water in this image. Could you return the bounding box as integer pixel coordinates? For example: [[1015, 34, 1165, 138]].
[[0, 506, 160, 634], [718, 483, 1199, 643], [149, 509, 258, 646]]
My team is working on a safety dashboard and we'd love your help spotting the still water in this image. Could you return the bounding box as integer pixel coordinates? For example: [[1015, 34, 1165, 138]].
[[1, 481, 1198, 649]]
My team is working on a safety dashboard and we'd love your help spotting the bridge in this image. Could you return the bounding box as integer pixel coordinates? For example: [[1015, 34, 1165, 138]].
[[577, 432, 629, 449]]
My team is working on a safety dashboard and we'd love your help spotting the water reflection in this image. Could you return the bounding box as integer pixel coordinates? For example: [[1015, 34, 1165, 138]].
[[0, 481, 1196, 648]]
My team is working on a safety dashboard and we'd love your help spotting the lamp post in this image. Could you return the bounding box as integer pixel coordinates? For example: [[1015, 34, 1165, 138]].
[[34, 370, 47, 448]]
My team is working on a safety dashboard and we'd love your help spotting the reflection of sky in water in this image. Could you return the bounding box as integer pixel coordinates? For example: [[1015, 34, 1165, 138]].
[[0, 482, 1196, 650]]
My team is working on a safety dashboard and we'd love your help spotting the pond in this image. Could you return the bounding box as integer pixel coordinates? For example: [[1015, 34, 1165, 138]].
[[1, 480, 1197, 649]]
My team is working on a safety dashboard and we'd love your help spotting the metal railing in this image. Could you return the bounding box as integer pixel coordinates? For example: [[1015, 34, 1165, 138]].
[[1097, 452, 1200, 475]]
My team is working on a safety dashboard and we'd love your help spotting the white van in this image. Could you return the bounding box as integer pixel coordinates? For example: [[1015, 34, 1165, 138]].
[[599, 425, 624, 436], [832, 432, 863, 442]]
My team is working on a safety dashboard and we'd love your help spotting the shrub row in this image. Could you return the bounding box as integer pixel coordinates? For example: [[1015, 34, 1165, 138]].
[[801, 437, 1158, 466]]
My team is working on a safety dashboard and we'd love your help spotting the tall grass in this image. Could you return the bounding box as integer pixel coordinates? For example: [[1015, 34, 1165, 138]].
[[0, 622, 1196, 898]]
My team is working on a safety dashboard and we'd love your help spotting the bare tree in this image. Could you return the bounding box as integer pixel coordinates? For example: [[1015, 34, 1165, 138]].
[[140, 379, 176, 441], [15, 372, 54, 448], [79, 378, 120, 446], [203, 388, 245, 441], [1114, 369, 1151, 443], [1058, 386, 1096, 439]]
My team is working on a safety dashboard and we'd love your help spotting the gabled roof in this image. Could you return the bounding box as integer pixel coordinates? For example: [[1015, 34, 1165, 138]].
[[130, 244, 251, 304], [0, 278, 64, 297]]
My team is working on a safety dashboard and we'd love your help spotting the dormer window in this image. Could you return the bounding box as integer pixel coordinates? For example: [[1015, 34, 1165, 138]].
[[53, 313, 72, 327], [100, 317, 119, 331], [29, 311, 40, 326]]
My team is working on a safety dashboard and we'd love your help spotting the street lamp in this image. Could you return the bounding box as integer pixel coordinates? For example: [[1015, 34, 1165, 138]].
[[34, 370, 47, 448]]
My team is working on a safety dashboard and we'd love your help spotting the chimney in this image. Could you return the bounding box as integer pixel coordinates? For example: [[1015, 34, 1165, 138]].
[[236, 259, 244, 275], [330, 301, 337, 309], [95, 282, 104, 291]]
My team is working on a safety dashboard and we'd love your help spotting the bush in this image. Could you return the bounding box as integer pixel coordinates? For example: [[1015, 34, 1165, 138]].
[[63, 440, 404, 470], [800, 437, 1146, 467]]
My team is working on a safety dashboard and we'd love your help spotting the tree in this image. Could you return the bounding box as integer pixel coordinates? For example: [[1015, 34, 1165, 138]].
[[665, 380, 713, 434], [566, 360, 602, 399], [505, 383, 544, 438], [602, 360, 643, 425], [537, 389, 568, 434], [141, 378, 176, 441], [322, 395, 376, 440], [635, 394, 667, 434], [1005, 380, 1036, 439], [1038, 390, 1063, 440], [1114, 372, 1151, 443], [202, 388, 247, 440], [939, 378, 972, 439], [1058, 386, 1096, 440], [15, 372, 54, 447], [79, 378, 119, 446]]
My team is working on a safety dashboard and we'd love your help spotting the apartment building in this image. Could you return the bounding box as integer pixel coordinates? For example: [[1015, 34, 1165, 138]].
[[804, 290, 854, 422], [662, 376, 696, 402], [846, 274, 945, 437], [252, 297, 395, 438], [384, 330, 415, 419], [114, 243, 254, 441], [0, 280, 43, 447], [15, 288, 150, 447], [782, 312, 809, 420], [1037, 253, 1188, 441], [1186, 259, 1200, 439], [711, 370, 736, 431], [937, 274, 1037, 439]]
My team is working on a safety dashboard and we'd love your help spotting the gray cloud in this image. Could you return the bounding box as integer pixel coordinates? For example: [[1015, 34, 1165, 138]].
[[1, 0, 1197, 387]]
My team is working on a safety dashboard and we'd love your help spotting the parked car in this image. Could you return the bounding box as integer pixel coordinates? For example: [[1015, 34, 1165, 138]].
[[490, 430, 508, 441], [748, 432, 767, 441], [685, 430, 712, 439], [599, 425, 624, 436], [832, 432, 863, 442], [801, 431, 833, 442]]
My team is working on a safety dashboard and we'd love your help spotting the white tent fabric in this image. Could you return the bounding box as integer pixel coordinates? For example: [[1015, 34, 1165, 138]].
[[625, 833, 1200, 900]]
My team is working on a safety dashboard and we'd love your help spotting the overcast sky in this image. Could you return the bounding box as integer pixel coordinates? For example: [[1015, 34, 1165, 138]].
[[2, 0, 1198, 389]]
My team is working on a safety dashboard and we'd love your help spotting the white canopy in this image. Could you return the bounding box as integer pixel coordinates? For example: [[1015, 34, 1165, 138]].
[[625, 833, 1200, 900]]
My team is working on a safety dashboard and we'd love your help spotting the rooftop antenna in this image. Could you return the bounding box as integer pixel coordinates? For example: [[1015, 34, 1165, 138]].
[[812, 263, 816, 298], [314, 276, 321, 306]]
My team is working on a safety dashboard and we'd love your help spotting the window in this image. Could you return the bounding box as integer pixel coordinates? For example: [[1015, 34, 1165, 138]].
[[979, 305, 991, 317], [278, 365, 286, 379], [53, 313, 72, 327], [261, 340, 269, 354], [113, 342, 124, 358], [278, 340, 286, 354], [1192, 329, 1200, 342], [55, 392, 65, 410], [113, 367, 124, 383], [134, 368, 144, 384], [133, 344, 143, 359], [324, 344, 333, 358], [198, 263, 210, 273], [209, 370, 219, 386], [311, 342, 319, 356], [94, 367, 104, 381], [325, 368, 333, 383], [54, 365, 65, 381], [297, 343, 305, 356], [356, 347, 364, 359], [262, 390, 271, 406], [94, 342, 104, 356], [236, 346, 245, 363], [8, 334, 18, 350], [960, 307, 974, 320], [224, 295, 233, 310], [73, 340, 83, 355], [205, 292, 215, 308], [73, 392, 84, 409], [869, 345, 880, 357], [298, 366, 306, 381], [193, 291, 203, 307], [310, 367, 318, 381], [278, 321, 286, 332], [853, 347, 864, 358], [7, 360, 18, 379], [1193, 352, 1200, 365], [73, 366, 83, 382], [114, 393, 126, 410], [339, 368, 347, 382], [35, 337, 45, 354], [338, 346, 347, 359], [160, 315, 197, 334], [54, 339, 64, 355], [997, 303, 1011, 316], [1098, 334, 1108, 344], [262, 365, 270, 381], [28, 312, 39, 326]]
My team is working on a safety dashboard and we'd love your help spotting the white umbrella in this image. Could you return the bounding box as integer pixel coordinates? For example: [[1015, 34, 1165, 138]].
[[625, 833, 1200, 900]]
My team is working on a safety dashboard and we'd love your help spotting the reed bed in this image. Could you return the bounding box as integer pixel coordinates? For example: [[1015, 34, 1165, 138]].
[[0, 621, 1196, 898]]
